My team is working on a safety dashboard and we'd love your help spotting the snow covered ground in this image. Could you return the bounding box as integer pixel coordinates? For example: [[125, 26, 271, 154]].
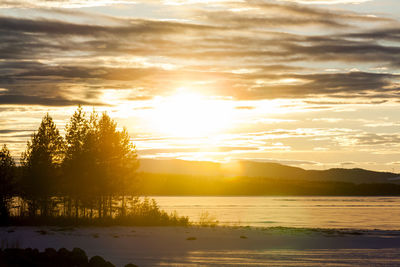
[[1, 226, 400, 266]]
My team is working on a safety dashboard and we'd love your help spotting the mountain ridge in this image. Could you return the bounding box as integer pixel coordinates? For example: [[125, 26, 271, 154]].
[[139, 158, 400, 184]]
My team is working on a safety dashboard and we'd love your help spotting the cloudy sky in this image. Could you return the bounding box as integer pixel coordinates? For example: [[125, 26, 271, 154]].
[[1, 0, 400, 171]]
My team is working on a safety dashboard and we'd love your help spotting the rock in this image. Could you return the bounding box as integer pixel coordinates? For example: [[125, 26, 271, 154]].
[[89, 255, 111, 267]]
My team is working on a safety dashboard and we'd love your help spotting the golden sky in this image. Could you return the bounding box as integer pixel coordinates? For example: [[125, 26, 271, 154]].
[[0, 0, 400, 171]]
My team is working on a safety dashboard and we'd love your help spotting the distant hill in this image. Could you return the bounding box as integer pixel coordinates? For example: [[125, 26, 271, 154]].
[[139, 159, 400, 184]]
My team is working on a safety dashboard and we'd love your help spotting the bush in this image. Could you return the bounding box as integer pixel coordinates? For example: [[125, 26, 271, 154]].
[[198, 211, 219, 227], [0, 247, 132, 267], [114, 197, 190, 226], [8, 197, 190, 227]]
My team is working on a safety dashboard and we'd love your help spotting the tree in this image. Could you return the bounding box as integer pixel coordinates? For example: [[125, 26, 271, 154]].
[[63, 106, 90, 217], [0, 145, 16, 222], [92, 112, 138, 217], [21, 114, 64, 217], [62, 108, 139, 218], [64, 106, 89, 164]]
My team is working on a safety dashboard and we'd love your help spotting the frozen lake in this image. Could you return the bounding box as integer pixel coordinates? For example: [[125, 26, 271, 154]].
[[153, 196, 400, 230]]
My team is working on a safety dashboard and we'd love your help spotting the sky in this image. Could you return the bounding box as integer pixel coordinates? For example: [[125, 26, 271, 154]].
[[0, 0, 400, 172]]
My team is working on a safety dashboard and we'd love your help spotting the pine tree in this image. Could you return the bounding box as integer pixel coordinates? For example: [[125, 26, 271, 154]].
[[63, 106, 90, 217], [93, 112, 138, 217], [0, 145, 16, 222], [21, 114, 64, 217], [62, 108, 138, 218]]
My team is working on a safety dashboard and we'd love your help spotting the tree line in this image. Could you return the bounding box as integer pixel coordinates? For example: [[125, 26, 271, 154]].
[[0, 106, 177, 225], [138, 173, 400, 196]]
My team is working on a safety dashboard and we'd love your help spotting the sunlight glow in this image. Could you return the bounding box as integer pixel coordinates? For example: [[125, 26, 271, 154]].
[[149, 89, 233, 137]]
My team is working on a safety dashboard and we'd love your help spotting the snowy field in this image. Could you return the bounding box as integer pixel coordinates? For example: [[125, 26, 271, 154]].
[[2, 226, 400, 266]]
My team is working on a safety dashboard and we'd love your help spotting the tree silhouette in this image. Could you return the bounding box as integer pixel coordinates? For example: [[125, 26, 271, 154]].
[[62, 108, 138, 218], [21, 113, 64, 217], [0, 145, 16, 222], [0, 108, 191, 226], [63, 106, 90, 217], [92, 112, 138, 217]]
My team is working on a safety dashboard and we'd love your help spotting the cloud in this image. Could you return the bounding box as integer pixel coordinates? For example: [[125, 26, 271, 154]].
[[0, 16, 219, 37], [312, 118, 343, 123], [340, 161, 356, 166], [0, 129, 31, 134], [0, 0, 373, 9], [235, 106, 255, 110], [354, 133, 400, 146], [0, 95, 102, 106], [240, 157, 320, 166], [138, 146, 259, 155], [232, 72, 400, 100], [0, 0, 398, 106], [0, 0, 137, 8], [280, 0, 371, 4]]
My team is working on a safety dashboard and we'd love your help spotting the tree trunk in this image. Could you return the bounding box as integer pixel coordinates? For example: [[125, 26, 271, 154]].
[[109, 195, 112, 217], [102, 196, 107, 218], [63, 197, 66, 216], [75, 198, 79, 219], [68, 197, 72, 217], [121, 195, 125, 217], [29, 199, 36, 217], [98, 197, 102, 218]]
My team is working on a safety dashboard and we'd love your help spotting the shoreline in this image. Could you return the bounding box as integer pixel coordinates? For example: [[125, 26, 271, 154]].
[[2, 225, 400, 266]]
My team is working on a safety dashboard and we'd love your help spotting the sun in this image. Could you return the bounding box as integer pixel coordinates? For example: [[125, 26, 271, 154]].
[[149, 89, 232, 137]]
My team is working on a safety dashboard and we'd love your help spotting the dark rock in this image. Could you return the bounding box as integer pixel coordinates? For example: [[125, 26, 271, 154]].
[[71, 247, 88, 265], [0, 247, 117, 267], [57, 247, 73, 266], [89, 255, 108, 267]]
